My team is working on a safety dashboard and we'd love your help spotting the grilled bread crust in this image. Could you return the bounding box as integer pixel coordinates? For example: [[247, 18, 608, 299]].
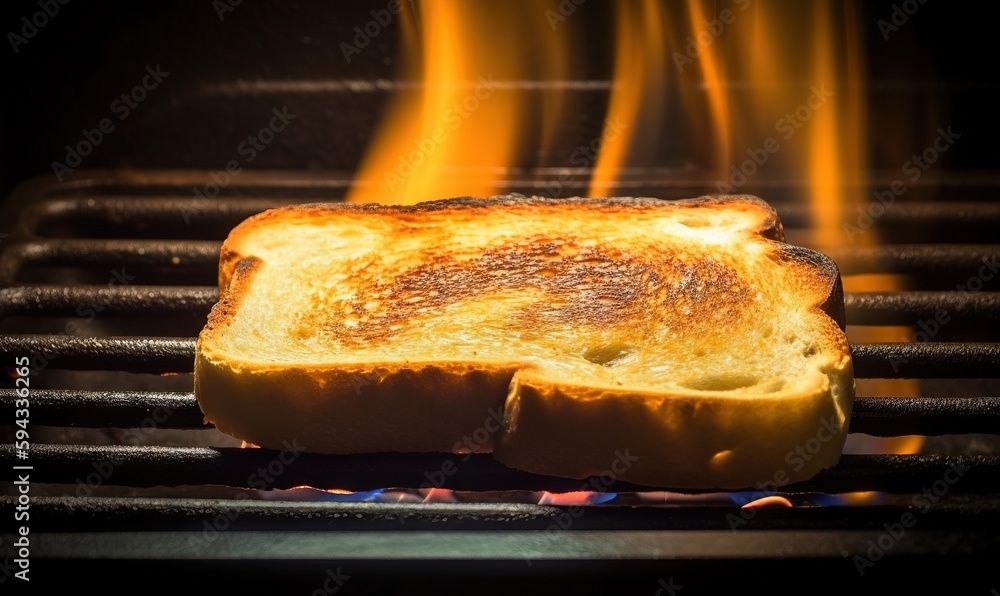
[[195, 195, 854, 490]]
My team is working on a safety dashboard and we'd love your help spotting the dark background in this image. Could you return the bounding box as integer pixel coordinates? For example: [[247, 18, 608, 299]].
[[0, 0, 997, 202]]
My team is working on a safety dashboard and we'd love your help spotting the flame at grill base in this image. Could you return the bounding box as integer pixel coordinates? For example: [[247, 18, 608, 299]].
[[253, 487, 889, 509]]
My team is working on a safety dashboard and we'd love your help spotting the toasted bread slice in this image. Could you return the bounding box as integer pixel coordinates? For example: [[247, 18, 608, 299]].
[[195, 195, 854, 489]]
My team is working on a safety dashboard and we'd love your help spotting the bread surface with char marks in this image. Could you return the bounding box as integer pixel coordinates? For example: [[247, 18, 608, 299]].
[[195, 194, 854, 489]]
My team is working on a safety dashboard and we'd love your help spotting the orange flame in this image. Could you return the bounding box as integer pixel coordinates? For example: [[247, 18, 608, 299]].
[[346, 0, 576, 204], [347, 1, 925, 460], [802, 1, 922, 455], [742, 495, 794, 509], [346, 1, 513, 203], [589, 0, 668, 196], [593, 0, 923, 455]]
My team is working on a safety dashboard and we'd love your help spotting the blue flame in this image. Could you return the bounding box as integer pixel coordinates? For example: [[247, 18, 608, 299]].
[[590, 492, 619, 505], [319, 488, 387, 502], [260, 487, 387, 502]]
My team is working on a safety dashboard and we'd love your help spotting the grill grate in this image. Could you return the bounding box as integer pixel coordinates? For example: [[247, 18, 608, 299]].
[[2, 170, 999, 590], [4, 389, 1000, 437]]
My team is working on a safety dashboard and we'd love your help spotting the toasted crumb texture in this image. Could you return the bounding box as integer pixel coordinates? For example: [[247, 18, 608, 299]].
[[195, 195, 854, 489]]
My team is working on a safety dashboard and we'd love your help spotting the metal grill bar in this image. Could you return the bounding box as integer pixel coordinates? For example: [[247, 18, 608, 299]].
[[20, 195, 1000, 231], [851, 343, 1000, 378], [9, 496, 1000, 533], [0, 389, 208, 429], [850, 396, 1000, 436], [0, 285, 218, 317], [4, 240, 997, 279], [20, 196, 302, 231], [773, 201, 1000, 229], [8, 239, 223, 264], [4, 336, 998, 377], [0, 239, 221, 284], [11, 529, 1000, 563], [4, 285, 1000, 325], [6, 389, 999, 437], [823, 245, 1000, 275], [1, 445, 996, 494], [843, 292, 1000, 324], [3, 536, 993, 593], [0, 335, 196, 373]]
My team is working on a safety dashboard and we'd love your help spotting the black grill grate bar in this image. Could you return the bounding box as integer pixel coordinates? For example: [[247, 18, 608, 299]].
[[9, 496, 1000, 533], [851, 342, 1000, 378], [850, 396, 1000, 436], [0, 239, 221, 285], [0, 389, 208, 429], [0, 335, 196, 373], [20, 196, 306, 231], [4, 239, 998, 278], [844, 292, 1000, 324], [5, 389, 999, 437], [9, 239, 223, 263], [821, 245, 1000, 275], [3, 336, 998, 378], [773, 201, 1000, 229], [4, 285, 999, 324], [0, 285, 218, 317], [19, 195, 1000, 230], [1, 444, 996, 494]]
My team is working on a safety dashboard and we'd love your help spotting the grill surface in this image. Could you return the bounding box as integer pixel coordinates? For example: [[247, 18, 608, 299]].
[[1, 170, 999, 592]]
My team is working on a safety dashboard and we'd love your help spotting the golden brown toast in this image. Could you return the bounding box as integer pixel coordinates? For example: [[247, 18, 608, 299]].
[[195, 195, 854, 489]]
